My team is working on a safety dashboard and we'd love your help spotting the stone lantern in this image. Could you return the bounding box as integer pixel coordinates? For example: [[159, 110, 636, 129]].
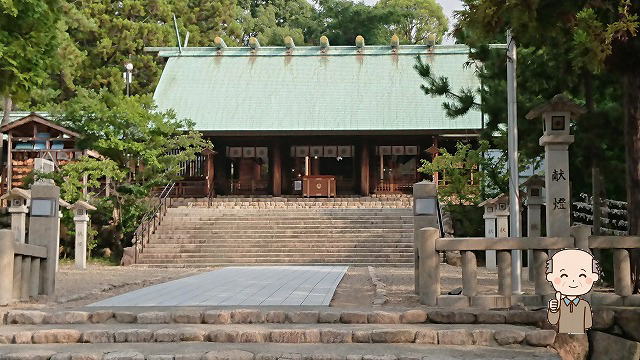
[[70, 201, 97, 270], [522, 175, 545, 280], [526, 94, 585, 239], [1, 188, 31, 243]]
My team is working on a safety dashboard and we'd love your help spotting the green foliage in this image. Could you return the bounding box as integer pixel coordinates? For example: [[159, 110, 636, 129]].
[[0, 0, 61, 103], [312, 0, 447, 46], [376, 0, 448, 44], [39, 91, 211, 255], [418, 140, 489, 206]]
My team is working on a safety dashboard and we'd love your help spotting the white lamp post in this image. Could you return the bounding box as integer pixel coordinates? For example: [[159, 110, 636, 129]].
[[124, 62, 134, 97]]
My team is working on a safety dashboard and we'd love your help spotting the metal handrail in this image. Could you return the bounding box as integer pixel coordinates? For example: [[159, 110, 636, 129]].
[[132, 181, 175, 264]]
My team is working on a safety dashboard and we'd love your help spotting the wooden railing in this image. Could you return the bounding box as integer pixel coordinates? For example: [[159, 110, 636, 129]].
[[415, 225, 640, 307], [0, 230, 53, 305], [375, 180, 414, 193]]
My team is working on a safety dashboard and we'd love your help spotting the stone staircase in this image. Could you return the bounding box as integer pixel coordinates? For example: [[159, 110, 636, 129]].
[[136, 197, 415, 267], [0, 308, 562, 359]]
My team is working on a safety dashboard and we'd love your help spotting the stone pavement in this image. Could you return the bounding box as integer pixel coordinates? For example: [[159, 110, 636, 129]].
[[89, 266, 348, 307]]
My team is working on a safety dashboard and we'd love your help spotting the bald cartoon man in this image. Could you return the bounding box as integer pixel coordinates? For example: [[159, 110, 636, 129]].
[[546, 249, 599, 334]]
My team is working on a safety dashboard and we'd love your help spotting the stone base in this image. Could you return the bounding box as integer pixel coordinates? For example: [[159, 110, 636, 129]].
[[470, 295, 510, 309], [591, 293, 624, 306], [590, 331, 640, 360], [511, 295, 543, 307], [436, 295, 469, 308], [623, 294, 640, 307]]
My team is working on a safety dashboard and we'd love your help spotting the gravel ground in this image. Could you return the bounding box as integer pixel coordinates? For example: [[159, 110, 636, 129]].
[[330, 265, 537, 307]]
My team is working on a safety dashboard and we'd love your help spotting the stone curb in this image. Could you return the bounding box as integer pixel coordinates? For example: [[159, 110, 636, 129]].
[[0, 327, 556, 348], [3, 309, 553, 327]]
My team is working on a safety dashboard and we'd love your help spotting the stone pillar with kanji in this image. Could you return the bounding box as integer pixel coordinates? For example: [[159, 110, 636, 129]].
[[526, 95, 585, 241], [71, 201, 97, 270]]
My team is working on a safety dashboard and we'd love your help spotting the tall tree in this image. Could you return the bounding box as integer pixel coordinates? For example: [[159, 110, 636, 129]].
[[0, 0, 61, 120], [376, 0, 448, 44]]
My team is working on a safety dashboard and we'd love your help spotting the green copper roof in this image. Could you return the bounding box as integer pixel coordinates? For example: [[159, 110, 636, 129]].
[[151, 44, 483, 133]]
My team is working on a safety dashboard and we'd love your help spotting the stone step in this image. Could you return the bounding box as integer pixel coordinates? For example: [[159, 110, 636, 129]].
[[151, 229, 413, 238], [0, 342, 561, 360], [167, 210, 412, 215], [148, 240, 412, 246], [0, 322, 555, 350], [138, 253, 414, 260], [1, 308, 549, 327], [135, 258, 414, 265], [142, 246, 413, 253], [135, 263, 413, 267], [159, 220, 413, 226], [156, 225, 413, 231]]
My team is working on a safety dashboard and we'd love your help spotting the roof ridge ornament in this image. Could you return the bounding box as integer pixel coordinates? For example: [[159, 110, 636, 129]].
[[390, 35, 399, 49], [214, 37, 227, 50], [249, 37, 260, 50], [427, 33, 436, 47], [320, 36, 330, 52], [284, 36, 295, 50]]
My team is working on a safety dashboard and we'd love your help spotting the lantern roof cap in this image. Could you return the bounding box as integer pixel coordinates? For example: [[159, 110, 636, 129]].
[[70, 200, 97, 211], [526, 94, 586, 120], [0, 188, 31, 201], [522, 174, 545, 188]]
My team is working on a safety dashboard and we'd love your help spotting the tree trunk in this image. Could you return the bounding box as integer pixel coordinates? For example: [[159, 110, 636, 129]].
[[624, 71, 640, 293], [2, 96, 11, 125]]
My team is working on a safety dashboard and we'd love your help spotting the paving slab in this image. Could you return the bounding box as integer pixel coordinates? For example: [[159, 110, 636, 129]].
[[88, 266, 348, 307]]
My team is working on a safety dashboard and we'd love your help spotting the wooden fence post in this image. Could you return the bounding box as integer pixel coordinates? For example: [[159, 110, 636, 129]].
[[417, 227, 440, 306]]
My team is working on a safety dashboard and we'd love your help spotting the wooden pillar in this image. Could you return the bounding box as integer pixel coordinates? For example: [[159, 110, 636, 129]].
[[272, 144, 282, 196], [203, 149, 215, 197], [360, 144, 369, 196]]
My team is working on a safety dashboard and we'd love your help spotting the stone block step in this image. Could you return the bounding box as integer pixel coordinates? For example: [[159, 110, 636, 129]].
[[1, 308, 550, 327], [142, 246, 413, 253], [0, 342, 562, 360], [159, 220, 413, 226], [167, 210, 412, 215], [138, 253, 414, 260], [149, 232, 413, 238], [0, 322, 555, 350], [135, 262, 413, 267], [135, 259, 414, 265], [145, 242, 414, 247], [156, 225, 413, 231]]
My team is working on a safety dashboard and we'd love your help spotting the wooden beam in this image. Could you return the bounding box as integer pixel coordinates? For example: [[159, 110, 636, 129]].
[[360, 144, 369, 196]]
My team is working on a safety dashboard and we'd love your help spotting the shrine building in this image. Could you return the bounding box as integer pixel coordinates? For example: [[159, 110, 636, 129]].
[[147, 37, 483, 197]]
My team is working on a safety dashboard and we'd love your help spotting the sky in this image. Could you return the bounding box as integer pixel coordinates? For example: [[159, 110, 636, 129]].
[[354, 0, 464, 44]]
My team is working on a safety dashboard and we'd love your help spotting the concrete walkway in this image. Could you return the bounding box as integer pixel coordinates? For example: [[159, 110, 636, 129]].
[[89, 266, 348, 307]]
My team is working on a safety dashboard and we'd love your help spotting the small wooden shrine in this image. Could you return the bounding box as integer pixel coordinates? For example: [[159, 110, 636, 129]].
[[0, 113, 99, 192]]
